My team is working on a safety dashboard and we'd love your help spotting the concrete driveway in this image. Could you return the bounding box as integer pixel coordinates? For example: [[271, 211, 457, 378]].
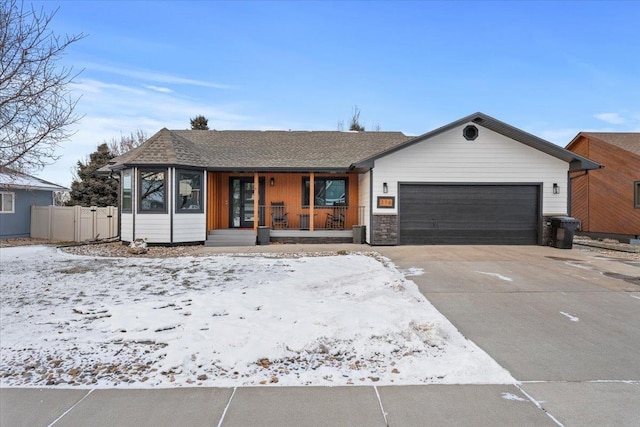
[[2, 244, 639, 426], [376, 245, 640, 426]]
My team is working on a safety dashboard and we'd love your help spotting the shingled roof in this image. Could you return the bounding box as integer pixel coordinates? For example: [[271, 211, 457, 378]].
[[107, 129, 412, 171], [574, 132, 640, 157], [0, 167, 68, 191]]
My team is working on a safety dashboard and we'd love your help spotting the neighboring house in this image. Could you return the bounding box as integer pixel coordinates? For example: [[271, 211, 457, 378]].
[[103, 112, 599, 246], [566, 132, 640, 240], [0, 168, 69, 239]]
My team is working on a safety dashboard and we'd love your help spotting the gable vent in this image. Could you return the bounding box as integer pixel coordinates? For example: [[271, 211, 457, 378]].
[[463, 125, 479, 141]]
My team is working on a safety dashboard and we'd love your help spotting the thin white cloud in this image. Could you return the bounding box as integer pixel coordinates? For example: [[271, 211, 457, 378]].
[[85, 63, 235, 90], [144, 85, 173, 93], [594, 112, 625, 125], [38, 77, 257, 186], [72, 79, 147, 96]]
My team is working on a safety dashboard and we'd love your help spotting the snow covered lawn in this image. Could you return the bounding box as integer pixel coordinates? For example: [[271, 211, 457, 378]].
[[0, 246, 514, 388]]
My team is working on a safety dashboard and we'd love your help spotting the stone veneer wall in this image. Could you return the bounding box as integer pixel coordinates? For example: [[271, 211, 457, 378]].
[[372, 214, 398, 245], [542, 216, 554, 246]]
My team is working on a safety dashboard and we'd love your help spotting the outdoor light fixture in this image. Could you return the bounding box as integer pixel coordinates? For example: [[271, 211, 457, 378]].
[[270, 177, 275, 187], [383, 182, 388, 193], [553, 183, 559, 194]]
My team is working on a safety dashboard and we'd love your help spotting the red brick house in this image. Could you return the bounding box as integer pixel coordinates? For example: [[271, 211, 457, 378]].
[[566, 132, 640, 241]]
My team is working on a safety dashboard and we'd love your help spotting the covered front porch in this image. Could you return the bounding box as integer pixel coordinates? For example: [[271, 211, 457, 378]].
[[205, 171, 366, 245]]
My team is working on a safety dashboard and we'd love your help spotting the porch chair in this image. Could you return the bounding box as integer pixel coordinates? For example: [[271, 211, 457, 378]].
[[326, 202, 346, 229], [325, 212, 345, 229], [271, 202, 289, 229]]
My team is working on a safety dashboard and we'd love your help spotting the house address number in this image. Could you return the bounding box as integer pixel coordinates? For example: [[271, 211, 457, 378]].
[[377, 196, 395, 209]]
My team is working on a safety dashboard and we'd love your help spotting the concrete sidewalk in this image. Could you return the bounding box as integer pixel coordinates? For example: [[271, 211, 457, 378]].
[[2, 384, 562, 427], [2, 244, 639, 426]]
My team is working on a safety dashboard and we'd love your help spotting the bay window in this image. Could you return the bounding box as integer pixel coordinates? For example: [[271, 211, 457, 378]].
[[139, 169, 166, 212], [122, 170, 132, 213], [176, 170, 203, 213]]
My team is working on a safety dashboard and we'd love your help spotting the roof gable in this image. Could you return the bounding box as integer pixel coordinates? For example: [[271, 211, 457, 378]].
[[355, 112, 601, 171], [567, 132, 640, 157]]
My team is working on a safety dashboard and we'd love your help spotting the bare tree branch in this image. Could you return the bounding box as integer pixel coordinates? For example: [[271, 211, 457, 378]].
[[107, 129, 147, 156], [349, 105, 365, 131], [0, 0, 85, 173]]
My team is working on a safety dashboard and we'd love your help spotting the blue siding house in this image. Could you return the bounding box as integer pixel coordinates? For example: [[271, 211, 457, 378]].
[[0, 168, 68, 239]]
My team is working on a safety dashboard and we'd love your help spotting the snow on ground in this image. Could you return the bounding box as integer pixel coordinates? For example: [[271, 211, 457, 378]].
[[0, 246, 514, 388]]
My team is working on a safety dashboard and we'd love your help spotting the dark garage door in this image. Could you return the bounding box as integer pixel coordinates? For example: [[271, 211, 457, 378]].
[[399, 184, 540, 245]]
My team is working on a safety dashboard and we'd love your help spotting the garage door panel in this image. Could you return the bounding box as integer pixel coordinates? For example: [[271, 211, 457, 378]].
[[402, 229, 537, 245], [399, 184, 539, 245]]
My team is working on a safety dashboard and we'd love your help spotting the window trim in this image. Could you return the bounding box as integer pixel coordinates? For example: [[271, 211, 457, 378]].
[[302, 177, 348, 207], [122, 170, 132, 213], [635, 181, 640, 209], [138, 168, 168, 214], [175, 170, 204, 214], [0, 191, 15, 214]]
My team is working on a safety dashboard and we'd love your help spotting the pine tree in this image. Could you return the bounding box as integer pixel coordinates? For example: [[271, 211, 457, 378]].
[[190, 115, 209, 130], [67, 143, 118, 206]]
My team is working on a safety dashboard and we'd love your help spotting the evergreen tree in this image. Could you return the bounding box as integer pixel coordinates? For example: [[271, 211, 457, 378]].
[[67, 143, 117, 206], [190, 115, 209, 130]]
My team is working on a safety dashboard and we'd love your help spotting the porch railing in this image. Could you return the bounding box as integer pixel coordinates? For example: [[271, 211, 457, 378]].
[[258, 205, 365, 230]]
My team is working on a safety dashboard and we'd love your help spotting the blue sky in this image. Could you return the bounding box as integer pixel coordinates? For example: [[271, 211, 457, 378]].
[[31, 0, 640, 186]]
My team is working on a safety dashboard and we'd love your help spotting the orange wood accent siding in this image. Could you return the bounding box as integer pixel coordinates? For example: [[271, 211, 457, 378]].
[[309, 172, 315, 231], [569, 136, 640, 235], [206, 172, 360, 230], [569, 137, 590, 230], [570, 171, 589, 230]]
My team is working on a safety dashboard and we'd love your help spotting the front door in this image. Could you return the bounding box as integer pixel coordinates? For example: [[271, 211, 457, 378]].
[[230, 177, 265, 228]]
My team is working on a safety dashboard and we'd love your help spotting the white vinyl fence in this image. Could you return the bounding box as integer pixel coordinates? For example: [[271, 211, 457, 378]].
[[31, 206, 118, 242]]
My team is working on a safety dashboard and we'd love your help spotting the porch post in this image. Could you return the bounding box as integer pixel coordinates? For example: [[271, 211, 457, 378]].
[[253, 172, 259, 231], [309, 172, 314, 232]]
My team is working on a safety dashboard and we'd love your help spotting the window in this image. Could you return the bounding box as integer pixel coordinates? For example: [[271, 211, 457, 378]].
[[122, 170, 132, 213], [139, 169, 166, 212], [303, 177, 347, 206], [635, 181, 640, 208], [176, 170, 203, 213], [0, 192, 15, 213]]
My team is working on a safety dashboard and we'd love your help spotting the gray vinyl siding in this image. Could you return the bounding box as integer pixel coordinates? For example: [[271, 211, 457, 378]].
[[0, 189, 53, 238]]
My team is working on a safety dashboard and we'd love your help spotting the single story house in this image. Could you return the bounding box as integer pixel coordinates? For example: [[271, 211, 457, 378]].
[[103, 112, 600, 246], [0, 168, 69, 239], [566, 132, 640, 241]]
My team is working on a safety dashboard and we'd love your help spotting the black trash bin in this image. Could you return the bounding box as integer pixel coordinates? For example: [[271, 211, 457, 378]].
[[352, 225, 366, 244], [257, 226, 270, 246], [550, 216, 581, 249]]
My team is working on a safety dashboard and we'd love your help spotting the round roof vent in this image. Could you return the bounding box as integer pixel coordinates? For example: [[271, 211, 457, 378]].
[[463, 125, 479, 141]]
